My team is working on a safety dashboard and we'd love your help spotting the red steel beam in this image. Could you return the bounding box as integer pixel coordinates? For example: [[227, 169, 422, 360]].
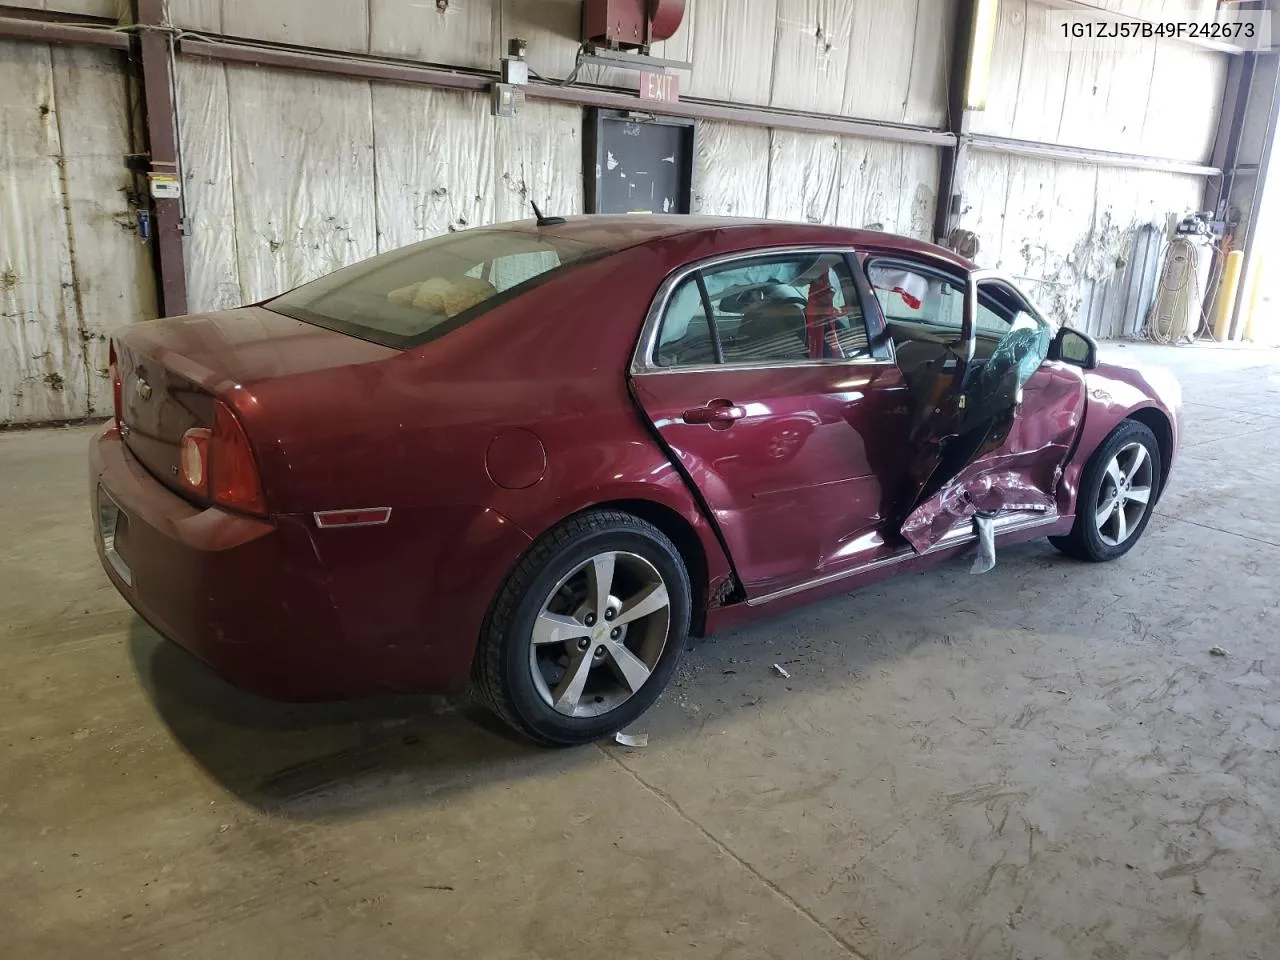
[[134, 0, 188, 317], [0, 13, 130, 49]]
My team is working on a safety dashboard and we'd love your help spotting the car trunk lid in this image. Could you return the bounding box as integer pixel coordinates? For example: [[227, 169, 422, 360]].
[[115, 306, 397, 498]]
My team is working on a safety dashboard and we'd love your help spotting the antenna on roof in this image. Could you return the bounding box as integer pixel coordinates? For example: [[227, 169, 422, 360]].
[[530, 199, 566, 227]]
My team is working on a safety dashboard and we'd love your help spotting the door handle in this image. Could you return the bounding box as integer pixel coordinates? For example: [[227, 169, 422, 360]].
[[682, 400, 746, 427]]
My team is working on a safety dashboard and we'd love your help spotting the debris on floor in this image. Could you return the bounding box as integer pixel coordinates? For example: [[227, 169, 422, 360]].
[[772, 664, 792, 679], [614, 731, 648, 748], [1209, 646, 1229, 657]]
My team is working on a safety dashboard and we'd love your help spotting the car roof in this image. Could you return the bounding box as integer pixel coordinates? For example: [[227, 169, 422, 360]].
[[496, 215, 977, 271]]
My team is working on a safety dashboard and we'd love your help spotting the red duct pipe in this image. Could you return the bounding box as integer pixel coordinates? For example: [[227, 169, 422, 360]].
[[649, 0, 685, 41]]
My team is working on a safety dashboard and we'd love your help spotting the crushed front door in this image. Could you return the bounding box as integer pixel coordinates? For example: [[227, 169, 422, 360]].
[[898, 271, 1088, 553]]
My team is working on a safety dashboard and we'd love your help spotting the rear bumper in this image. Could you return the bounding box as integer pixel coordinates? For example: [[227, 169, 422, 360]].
[[90, 426, 531, 700]]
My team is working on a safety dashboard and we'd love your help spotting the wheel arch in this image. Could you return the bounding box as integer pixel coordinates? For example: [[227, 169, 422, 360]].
[[1126, 405, 1174, 500], [593, 498, 715, 636]]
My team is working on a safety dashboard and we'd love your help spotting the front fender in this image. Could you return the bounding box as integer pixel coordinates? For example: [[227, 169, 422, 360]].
[[1059, 362, 1182, 515]]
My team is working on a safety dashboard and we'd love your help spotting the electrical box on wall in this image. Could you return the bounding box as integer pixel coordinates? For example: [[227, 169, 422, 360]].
[[491, 83, 525, 118], [147, 172, 181, 200]]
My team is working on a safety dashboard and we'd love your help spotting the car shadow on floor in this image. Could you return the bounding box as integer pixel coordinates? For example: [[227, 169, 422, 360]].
[[127, 618, 598, 820], [128, 538, 1086, 822]]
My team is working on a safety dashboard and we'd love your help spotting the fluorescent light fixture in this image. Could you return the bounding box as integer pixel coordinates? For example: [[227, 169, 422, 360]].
[[965, 0, 1000, 111]]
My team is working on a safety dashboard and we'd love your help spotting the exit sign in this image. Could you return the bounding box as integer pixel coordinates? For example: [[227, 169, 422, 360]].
[[639, 71, 679, 103]]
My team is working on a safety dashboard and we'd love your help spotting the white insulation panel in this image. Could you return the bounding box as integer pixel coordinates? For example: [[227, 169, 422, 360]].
[[0, 41, 155, 425], [973, 0, 1226, 163], [176, 61, 582, 313], [693, 121, 938, 238], [4, 0, 124, 17], [959, 150, 1204, 329]]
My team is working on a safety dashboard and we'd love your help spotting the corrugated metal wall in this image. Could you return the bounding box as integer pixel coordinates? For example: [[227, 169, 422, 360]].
[[0, 40, 157, 424]]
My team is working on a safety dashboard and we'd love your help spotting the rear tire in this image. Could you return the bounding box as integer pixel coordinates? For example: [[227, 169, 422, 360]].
[[1050, 419, 1161, 563], [473, 510, 691, 746]]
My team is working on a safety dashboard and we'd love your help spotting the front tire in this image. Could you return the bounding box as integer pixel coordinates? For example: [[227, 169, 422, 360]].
[[1050, 419, 1161, 562], [473, 510, 691, 746]]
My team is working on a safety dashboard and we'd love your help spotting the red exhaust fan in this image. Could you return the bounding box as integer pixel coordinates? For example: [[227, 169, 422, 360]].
[[582, 0, 686, 51]]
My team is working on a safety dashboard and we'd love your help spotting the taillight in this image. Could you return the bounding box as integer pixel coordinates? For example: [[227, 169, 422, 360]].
[[211, 403, 266, 515], [109, 341, 122, 426], [178, 401, 266, 516]]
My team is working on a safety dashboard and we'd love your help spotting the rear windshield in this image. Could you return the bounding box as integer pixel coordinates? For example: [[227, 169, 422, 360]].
[[267, 229, 607, 348]]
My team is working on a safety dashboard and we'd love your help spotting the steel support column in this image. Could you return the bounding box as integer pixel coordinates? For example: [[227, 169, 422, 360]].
[[134, 0, 187, 317], [934, 0, 977, 246]]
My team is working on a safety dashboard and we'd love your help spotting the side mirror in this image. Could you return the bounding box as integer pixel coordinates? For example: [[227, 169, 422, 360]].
[[1050, 326, 1098, 370]]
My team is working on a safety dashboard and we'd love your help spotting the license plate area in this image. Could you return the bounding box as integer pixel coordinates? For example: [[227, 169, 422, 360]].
[[97, 485, 133, 587]]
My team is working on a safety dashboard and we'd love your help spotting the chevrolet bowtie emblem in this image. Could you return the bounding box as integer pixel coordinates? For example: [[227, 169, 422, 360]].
[[136, 378, 152, 401]]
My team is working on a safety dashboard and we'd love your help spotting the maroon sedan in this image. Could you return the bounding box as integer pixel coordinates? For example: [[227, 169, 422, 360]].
[[91, 216, 1182, 744]]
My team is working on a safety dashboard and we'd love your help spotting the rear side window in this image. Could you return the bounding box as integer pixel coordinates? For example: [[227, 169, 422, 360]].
[[269, 230, 607, 349], [655, 252, 870, 368]]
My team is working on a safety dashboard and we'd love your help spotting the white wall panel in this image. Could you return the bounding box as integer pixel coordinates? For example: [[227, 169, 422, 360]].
[[222, 0, 369, 52], [1007, 3, 1070, 144], [692, 121, 770, 218], [770, 0, 854, 115], [1059, 43, 1153, 151], [371, 0, 494, 69], [175, 58, 241, 312], [959, 151, 1204, 328], [4, 0, 123, 17], [765, 131, 841, 224], [372, 86, 495, 248], [492, 99, 583, 221], [1141, 44, 1226, 162], [0, 41, 152, 425], [224, 68, 378, 303], [164, 0, 220, 31], [837, 138, 938, 239], [685, 0, 777, 104], [976, 0, 1225, 163], [904, 0, 952, 128], [0, 42, 79, 424], [841, 0, 920, 124], [50, 44, 156, 417]]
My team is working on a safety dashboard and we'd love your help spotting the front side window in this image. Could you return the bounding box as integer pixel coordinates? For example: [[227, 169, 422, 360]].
[[867, 260, 1022, 341], [654, 252, 870, 369], [269, 229, 607, 349]]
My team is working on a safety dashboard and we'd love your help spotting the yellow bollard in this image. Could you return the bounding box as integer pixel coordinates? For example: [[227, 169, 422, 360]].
[[1242, 253, 1265, 343], [1213, 249, 1245, 341]]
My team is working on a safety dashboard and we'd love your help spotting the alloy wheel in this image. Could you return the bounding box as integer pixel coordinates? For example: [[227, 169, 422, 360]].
[[1094, 441, 1154, 547], [528, 551, 671, 718]]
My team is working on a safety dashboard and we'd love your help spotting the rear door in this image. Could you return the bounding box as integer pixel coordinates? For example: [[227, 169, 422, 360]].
[[629, 248, 912, 600], [894, 271, 1087, 551]]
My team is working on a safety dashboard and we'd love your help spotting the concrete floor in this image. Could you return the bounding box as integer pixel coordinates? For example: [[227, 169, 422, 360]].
[[3, 343, 1279, 960]]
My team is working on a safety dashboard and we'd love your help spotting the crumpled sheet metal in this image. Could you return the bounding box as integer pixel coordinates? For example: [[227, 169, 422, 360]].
[[902, 469, 1055, 555]]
